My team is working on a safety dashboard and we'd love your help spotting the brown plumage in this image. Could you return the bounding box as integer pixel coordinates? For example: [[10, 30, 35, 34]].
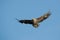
[[17, 11, 51, 28]]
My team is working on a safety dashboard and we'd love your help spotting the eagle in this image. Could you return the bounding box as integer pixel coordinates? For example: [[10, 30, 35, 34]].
[[17, 11, 51, 28]]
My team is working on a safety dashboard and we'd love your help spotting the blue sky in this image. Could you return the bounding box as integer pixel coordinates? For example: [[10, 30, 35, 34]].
[[0, 0, 60, 40]]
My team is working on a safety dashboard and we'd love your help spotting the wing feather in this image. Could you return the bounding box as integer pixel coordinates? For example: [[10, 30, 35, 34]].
[[36, 11, 51, 23]]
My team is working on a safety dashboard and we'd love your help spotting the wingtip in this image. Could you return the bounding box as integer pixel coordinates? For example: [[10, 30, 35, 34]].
[[16, 18, 19, 21], [48, 10, 51, 15], [45, 10, 51, 16], [16, 18, 21, 23]]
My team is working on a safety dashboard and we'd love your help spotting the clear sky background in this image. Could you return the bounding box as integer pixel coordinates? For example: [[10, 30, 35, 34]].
[[0, 0, 60, 40]]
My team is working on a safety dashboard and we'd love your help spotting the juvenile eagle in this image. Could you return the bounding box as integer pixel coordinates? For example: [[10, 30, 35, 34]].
[[17, 11, 51, 28]]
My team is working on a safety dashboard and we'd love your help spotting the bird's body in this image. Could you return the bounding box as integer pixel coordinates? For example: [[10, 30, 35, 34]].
[[17, 11, 51, 28]]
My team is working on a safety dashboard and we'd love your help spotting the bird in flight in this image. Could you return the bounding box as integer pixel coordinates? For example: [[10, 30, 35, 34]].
[[17, 11, 51, 28]]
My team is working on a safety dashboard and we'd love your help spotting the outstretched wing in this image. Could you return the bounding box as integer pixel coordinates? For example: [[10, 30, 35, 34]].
[[36, 11, 51, 23], [18, 20, 33, 24]]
